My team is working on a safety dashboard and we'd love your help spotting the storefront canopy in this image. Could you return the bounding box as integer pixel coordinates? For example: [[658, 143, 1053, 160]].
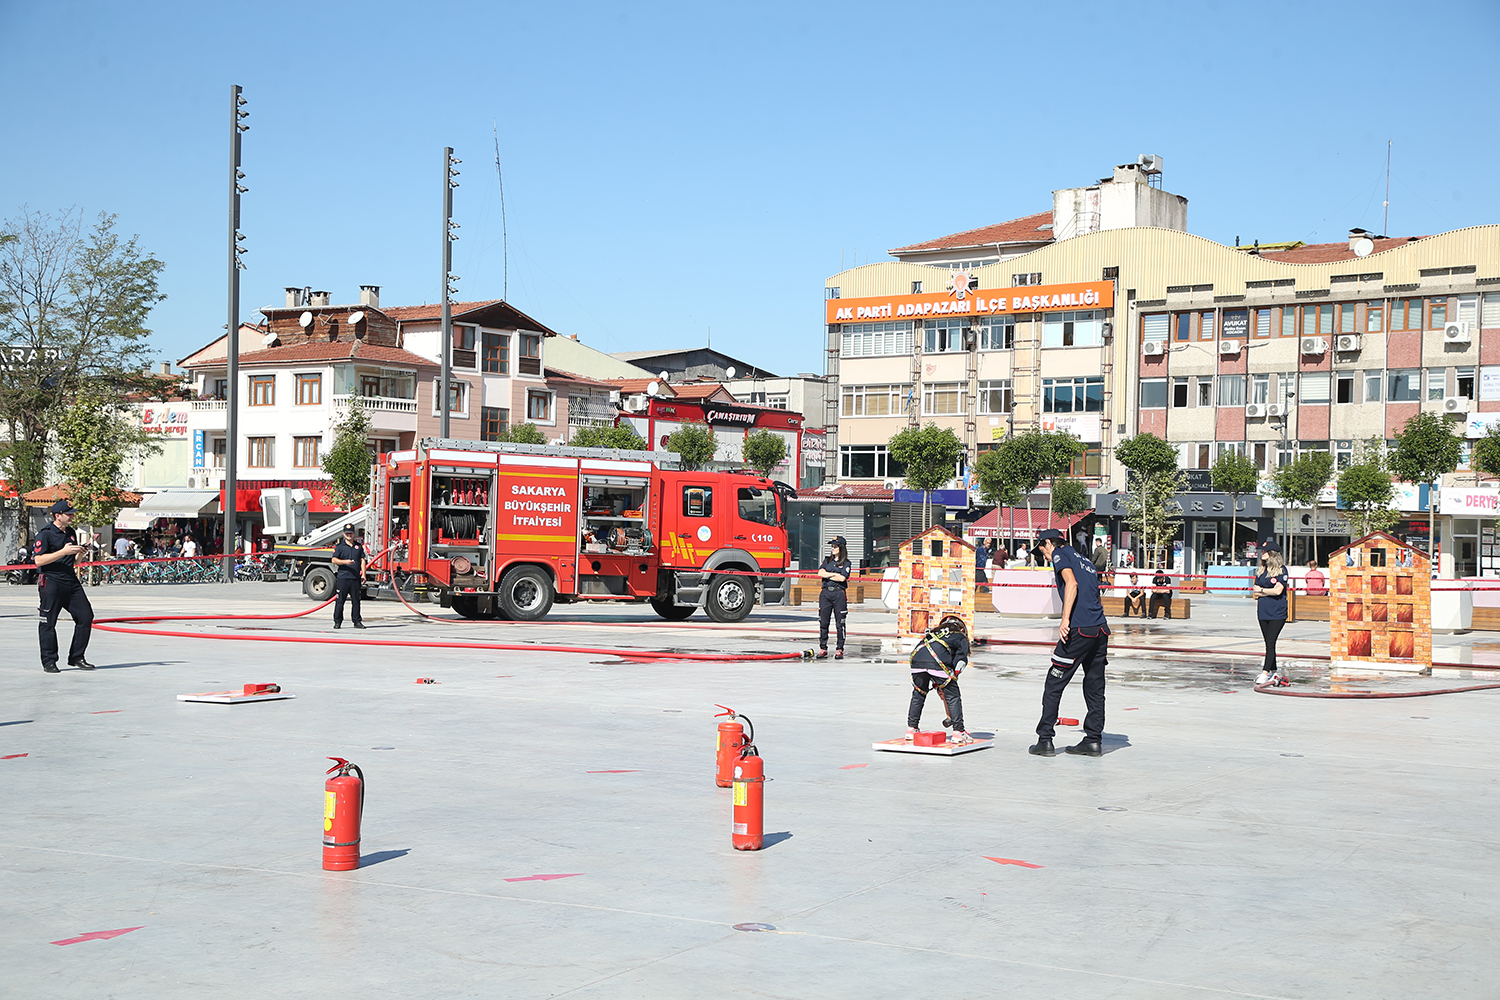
[[114, 489, 220, 530], [969, 506, 1087, 540]]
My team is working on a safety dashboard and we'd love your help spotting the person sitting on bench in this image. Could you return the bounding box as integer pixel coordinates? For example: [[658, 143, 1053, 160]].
[[1148, 568, 1173, 619], [1124, 573, 1145, 617]]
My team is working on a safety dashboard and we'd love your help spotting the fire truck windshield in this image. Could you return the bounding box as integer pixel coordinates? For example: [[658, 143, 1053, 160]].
[[737, 487, 780, 527]]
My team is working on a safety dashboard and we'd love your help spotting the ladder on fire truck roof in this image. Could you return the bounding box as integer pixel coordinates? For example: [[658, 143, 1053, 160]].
[[419, 437, 682, 467]]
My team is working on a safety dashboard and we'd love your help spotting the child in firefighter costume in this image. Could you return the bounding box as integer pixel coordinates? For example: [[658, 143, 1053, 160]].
[[906, 614, 974, 745]]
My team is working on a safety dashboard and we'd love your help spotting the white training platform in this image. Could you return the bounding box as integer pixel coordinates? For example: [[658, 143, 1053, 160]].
[[872, 735, 994, 756], [176, 688, 294, 705]]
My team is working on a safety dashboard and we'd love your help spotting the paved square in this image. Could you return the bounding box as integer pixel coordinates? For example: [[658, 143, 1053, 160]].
[[3, 583, 1497, 998]]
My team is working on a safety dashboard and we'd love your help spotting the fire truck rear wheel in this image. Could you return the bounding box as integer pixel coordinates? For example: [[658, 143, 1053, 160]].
[[303, 566, 335, 601], [498, 566, 554, 621], [451, 595, 481, 619], [650, 597, 695, 621], [705, 573, 753, 623]]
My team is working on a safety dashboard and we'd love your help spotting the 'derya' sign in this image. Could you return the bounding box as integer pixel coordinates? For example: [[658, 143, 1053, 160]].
[[1438, 488, 1500, 515], [827, 277, 1113, 324]]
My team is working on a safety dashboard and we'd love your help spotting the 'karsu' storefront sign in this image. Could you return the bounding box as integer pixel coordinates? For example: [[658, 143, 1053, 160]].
[[827, 279, 1114, 324]]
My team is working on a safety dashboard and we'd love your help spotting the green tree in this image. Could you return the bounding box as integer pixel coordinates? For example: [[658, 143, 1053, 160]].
[[1036, 430, 1085, 517], [888, 423, 963, 530], [569, 424, 646, 450], [1390, 410, 1462, 559], [1050, 475, 1090, 518], [1210, 449, 1259, 564], [985, 431, 1049, 545], [0, 209, 165, 545], [55, 388, 158, 582], [321, 397, 373, 511], [741, 429, 788, 478], [1472, 421, 1500, 481], [1338, 440, 1401, 538], [1270, 451, 1334, 557], [667, 420, 718, 471], [1115, 433, 1180, 567], [501, 422, 547, 445], [972, 447, 1026, 551]]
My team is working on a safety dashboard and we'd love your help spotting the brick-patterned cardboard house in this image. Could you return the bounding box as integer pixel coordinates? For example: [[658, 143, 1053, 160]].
[[1328, 532, 1431, 675], [897, 526, 975, 638]]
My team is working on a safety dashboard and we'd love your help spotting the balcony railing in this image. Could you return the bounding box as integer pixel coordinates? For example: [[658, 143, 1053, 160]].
[[192, 399, 228, 411], [334, 394, 417, 413]]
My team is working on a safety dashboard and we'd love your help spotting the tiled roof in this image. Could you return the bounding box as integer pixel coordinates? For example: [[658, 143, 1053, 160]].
[[970, 507, 1087, 538], [544, 366, 616, 388], [666, 383, 736, 401], [804, 483, 895, 501], [889, 211, 1054, 254], [602, 378, 677, 396], [1248, 235, 1429, 264], [379, 300, 505, 322], [190, 341, 438, 369], [24, 483, 143, 507]]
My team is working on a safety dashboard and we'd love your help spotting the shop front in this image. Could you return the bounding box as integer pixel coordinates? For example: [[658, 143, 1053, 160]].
[[621, 398, 803, 486], [1094, 491, 1264, 573], [1437, 486, 1500, 579]]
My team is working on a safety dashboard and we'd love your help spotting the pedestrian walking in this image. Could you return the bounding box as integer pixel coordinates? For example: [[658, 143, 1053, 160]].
[[113, 535, 131, 561], [182, 536, 198, 559], [816, 536, 851, 659], [1091, 538, 1109, 573], [33, 499, 96, 672], [1028, 528, 1109, 757], [975, 536, 988, 585], [331, 524, 367, 629], [1252, 541, 1290, 686], [906, 614, 974, 745]]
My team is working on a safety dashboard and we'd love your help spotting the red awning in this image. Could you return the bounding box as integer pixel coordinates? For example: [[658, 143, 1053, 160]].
[[969, 506, 1087, 539]]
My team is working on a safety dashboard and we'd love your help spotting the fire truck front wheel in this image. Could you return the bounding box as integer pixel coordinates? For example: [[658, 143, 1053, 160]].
[[705, 573, 754, 623], [498, 565, 554, 621]]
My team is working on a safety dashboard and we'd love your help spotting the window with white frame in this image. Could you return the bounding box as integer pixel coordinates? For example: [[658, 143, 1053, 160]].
[[1217, 375, 1246, 407], [766, 395, 788, 409], [527, 389, 554, 422], [1172, 376, 1189, 408], [842, 384, 910, 417], [922, 382, 962, 415], [1483, 293, 1500, 329], [1458, 367, 1476, 399], [924, 318, 972, 353], [840, 321, 914, 358], [1197, 376, 1214, 406], [979, 316, 1014, 350], [1334, 439, 1355, 469], [1364, 370, 1383, 402], [977, 379, 1012, 414], [1042, 310, 1103, 348], [1458, 294, 1478, 326], [1043, 376, 1103, 413], [1216, 441, 1246, 461], [1250, 373, 1271, 405], [839, 444, 905, 480], [1299, 372, 1331, 404], [1336, 372, 1355, 404], [1366, 301, 1384, 332], [1388, 369, 1421, 401], [1254, 309, 1271, 338], [431, 379, 467, 415], [1427, 368, 1447, 401]]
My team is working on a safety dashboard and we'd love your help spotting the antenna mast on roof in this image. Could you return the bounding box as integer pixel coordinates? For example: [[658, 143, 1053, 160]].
[[493, 122, 509, 301], [1383, 140, 1392, 236]]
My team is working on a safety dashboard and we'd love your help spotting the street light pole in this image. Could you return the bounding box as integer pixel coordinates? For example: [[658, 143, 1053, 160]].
[[439, 147, 460, 438], [225, 85, 248, 581]]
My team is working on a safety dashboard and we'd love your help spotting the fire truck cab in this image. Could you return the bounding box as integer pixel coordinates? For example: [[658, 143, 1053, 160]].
[[373, 438, 793, 623]]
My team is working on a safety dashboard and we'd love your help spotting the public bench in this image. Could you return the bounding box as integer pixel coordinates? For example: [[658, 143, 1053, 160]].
[[1099, 595, 1192, 619]]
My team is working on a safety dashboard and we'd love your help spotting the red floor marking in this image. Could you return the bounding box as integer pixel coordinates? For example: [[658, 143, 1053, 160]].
[[985, 856, 1044, 869], [2, 753, 28, 759], [839, 763, 869, 769], [1123, 707, 1139, 711], [90, 711, 122, 715], [51, 926, 144, 946], [586, 770, 638, 773], [495, 675, 514, 678], [503, 873, 583, 882]]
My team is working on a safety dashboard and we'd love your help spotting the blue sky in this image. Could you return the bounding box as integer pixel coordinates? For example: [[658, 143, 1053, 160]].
[[2, 1, 1496, 376]]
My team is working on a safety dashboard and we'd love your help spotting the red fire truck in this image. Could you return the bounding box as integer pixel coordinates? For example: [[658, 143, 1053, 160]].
[[372, 438, 794, 622]]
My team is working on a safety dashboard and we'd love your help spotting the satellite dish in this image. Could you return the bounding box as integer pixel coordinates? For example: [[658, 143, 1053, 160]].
[[725, 366, 736, 379], [659, 371, 669, 381], [261, 332, 279, 347], [348, 311, 365, 325], [298, 311, 314, 328], [647, 381, 660, 396], [1353, 238, 1374, 258]]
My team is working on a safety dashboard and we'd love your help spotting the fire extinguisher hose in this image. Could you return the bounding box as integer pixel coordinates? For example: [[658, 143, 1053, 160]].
[[1254, 679, 1500, 699]]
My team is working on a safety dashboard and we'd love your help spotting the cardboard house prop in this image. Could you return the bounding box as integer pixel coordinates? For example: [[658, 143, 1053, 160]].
[[897, 526, 975, 638], [1328, 531, 1431, 675]]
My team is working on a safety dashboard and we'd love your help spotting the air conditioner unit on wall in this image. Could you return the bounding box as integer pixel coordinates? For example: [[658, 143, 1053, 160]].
[[1300, 336, 1327, 355], [1336, 334, 1362, 352], [1219, 339, 1241, 356], [1266, 403, 1286, 417], [883, 479, 902, 489], [1245, 403, 1266, 417], [1444, 321, 1472, 344], [1443, 395, 1471, 414], [1142, 341, 1165, 356]]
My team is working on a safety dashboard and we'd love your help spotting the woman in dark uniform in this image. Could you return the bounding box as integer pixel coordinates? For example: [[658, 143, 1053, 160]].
[[816, 536, 851, 660], [1252, 540, 1290, 686]]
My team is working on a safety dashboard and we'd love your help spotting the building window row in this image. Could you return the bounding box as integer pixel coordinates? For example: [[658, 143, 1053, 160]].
[[1143, 293, 1500, 344], [481, 407, 510, 441], [839, 444, 906, 480], [1043, 376, 1104, 413], [1144, 366, 1479, 408], [841, 321, 915, 358], [842, 383, 911, 417]]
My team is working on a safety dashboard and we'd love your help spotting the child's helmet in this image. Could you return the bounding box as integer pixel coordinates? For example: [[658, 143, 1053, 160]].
[[936, 614, 967, 637]]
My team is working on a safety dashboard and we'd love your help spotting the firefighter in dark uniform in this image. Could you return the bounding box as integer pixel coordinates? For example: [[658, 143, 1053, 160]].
[[816, 535, 851, 659], [907, 613, 974, 745], [34, 498, 95, 672], [1029, 528, 1109, 757], [331, 524, 366, 629]]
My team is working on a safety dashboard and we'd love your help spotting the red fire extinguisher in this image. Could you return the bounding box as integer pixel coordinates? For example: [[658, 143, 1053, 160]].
[[714, 705, 750, 788], [731, 746, 764, 851], [323, 757, 364, 871]]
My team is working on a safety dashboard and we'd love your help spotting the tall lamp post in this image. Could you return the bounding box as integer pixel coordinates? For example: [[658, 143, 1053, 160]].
[[1275, 388, 1296, 560], [439, 147, 460, 438], [225, 85, 249, 581]]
